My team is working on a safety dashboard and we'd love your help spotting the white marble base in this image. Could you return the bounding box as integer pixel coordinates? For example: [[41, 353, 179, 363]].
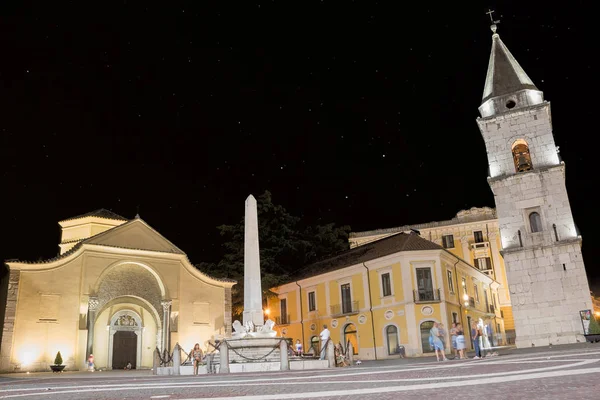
[[157, 359, 330, 375]]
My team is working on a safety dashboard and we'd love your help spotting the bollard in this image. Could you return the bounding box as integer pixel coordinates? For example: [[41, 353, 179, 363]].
[[280, 339, 290, 371], [347, 343, 354, 365], [219, 340, 230, 373], [152, 348, 159, 375], [172, 343, 181, 375], [326, 340, 335, 367]]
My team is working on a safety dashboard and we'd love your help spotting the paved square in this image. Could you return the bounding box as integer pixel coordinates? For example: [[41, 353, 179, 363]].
[[1, 346, 600, 399]]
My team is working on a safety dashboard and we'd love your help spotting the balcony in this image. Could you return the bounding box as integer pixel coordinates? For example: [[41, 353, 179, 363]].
[[471, 241, 490, 259], [330, 301, 359, 317], [487, 305, 495, 315], [276, 314, 291, 325], [413, 288, 441, 303]]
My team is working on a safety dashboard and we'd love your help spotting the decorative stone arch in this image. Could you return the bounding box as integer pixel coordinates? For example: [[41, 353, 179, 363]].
[[93, 260, 168, 299], [382, 323, 400, 355], [96, 295, 161, 331], [511, 138, 533, 173], [107, 309, 143, 369]]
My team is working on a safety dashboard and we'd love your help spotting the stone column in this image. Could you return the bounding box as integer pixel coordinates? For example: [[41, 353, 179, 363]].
[[460, 236, 471, 264], [219, 341, 230, 374], [0, 270, 20, 372], [326, 340, 335, 367], [279, 339, 289, 371], [161, 300, 172, 352], [86, 297, 99, 361]]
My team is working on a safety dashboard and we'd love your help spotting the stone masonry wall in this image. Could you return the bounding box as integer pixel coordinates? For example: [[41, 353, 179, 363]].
[[504, 242, 591, 347], [224, 288, 232, 337], [0, 270, 20, 372]]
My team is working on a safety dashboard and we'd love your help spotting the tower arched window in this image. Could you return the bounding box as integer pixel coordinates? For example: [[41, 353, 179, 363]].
[[529, 212, 542, 233], [512, 139, 533, 173]]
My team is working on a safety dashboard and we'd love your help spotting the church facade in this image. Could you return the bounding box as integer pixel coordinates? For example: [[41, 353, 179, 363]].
[[0, 209, 235, 373]]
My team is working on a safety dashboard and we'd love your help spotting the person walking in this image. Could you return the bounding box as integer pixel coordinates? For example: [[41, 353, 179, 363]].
[[430, 322, 447, 362], [450, 322, 458, 359], [456, 323, 467, 359], [471, 322, 482, 359], [319, 324, 330, 360]]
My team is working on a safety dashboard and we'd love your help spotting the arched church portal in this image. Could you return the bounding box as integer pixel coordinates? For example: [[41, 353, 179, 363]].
[[108, 310, 143, 369]]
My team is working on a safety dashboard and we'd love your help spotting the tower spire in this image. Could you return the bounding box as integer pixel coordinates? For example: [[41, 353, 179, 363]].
[[478, 11, 544, 118]]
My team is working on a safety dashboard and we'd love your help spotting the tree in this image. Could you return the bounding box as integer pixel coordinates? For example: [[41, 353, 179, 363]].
[[208, 191, 350, 320], [588, 315, 600, 335]]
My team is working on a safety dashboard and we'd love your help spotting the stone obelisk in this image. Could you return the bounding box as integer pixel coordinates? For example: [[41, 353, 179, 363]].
[[243, 195, 264, 327]]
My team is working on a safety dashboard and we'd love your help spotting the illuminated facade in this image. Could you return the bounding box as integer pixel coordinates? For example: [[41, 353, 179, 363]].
[[268, 232, 504, 359], [349, 207, 515, 341], [0, 209, 235, 372]]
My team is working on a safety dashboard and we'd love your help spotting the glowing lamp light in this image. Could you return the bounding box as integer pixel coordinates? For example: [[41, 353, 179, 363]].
[[464, 302, 469, 307], [595, 311, 600, 318], [264, 309, 270, 315], [463, 294, 469, 301], [19, 351, 35, 367]]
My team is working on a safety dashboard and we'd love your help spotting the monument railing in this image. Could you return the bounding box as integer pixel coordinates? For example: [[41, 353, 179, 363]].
[[330, 301, 359, 317]]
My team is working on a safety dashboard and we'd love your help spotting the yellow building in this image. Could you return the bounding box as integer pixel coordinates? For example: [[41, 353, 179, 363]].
[[268, 231, 504, 359], [348, 207, 515, 343], [0, 209, 235, 373]]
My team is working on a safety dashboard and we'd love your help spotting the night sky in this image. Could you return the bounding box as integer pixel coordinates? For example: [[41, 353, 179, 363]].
[[1, 2, 597, 291]]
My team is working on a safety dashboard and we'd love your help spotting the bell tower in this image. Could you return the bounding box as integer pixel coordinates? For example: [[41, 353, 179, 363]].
[[476, 15, 593, 347]]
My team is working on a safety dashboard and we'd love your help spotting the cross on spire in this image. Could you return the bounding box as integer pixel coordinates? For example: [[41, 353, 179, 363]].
[[486, 9, 500, 33]]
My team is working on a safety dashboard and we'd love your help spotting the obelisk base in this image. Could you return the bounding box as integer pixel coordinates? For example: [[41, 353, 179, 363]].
[[243, 309, 264, 327]]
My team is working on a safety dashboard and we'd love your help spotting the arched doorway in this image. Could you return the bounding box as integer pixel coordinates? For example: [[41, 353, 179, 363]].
[[343, 323, 358, 355], [420, 321, 434, 353], [385, 325, 399, 355], [310, 335, 319, 355], [108, 310, 143, 369]]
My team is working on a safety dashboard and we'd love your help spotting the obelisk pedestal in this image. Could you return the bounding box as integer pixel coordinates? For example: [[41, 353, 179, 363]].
[[242, 195, 264, 327]]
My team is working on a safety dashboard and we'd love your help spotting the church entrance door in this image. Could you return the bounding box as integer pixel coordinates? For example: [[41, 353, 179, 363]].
[[112, 331, 137, 369]]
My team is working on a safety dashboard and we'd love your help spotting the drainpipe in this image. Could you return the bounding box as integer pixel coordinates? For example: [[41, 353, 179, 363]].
[[454, 259, 465, 330], [295, 281, 305, 350], [362, 263, 378, 360]]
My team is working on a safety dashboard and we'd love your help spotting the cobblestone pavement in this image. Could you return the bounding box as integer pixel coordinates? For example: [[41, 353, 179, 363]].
[[2, 345, 600, 399]]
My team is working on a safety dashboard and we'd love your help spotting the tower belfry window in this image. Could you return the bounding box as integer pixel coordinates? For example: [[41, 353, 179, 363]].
[[512, 139, 533, 173], [529, 212, 542, 233]]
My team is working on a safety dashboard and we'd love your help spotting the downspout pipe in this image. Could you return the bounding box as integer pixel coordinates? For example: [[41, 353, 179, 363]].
[[295, 281, 305, 350], [453, 259, 465, 330], [362, 263, 378, 360]]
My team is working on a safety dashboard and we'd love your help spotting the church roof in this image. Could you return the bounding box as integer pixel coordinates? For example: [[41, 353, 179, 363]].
[[481, 32, 538, 104], [293, 232, 441, 281], [59, 208, 129, 223]]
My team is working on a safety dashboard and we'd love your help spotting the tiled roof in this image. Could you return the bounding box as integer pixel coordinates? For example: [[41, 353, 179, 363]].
[[293, 232, 441, 281], [59, 208, 128, 223]]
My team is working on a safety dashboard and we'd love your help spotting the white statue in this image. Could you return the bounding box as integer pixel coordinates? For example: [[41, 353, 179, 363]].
[[259, 319, 276, 333], [245, 320, 255, 333], [232, 320, 248, 338]]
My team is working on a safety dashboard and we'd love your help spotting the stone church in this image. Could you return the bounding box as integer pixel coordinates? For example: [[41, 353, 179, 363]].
[[0, 209, 235, 372]]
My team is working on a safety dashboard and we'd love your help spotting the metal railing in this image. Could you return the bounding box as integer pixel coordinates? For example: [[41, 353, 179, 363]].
[[330, 301, 360, 317], [413, 288, 441, 303]]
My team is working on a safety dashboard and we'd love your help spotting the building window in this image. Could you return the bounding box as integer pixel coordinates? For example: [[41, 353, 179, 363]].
[[529, 212, 542, 233], [416, 267, 434, 301], [484, 289, 490, 312], [442, 234, 455, 248], [341, 283, 352, 314], [420, 321, 434, 353], [474, 285, 479, 303], [452, 312, 458, 324], [381, 273, 392, 297], [280, 298, 288, 324], [308, 291, 316, 312], [447, 270, 455, 294], [474, 231, 484, 243], [475, 257, 492, 270], [512, 139, 533, 173], [386, 325, 399, 355], [462, 277, 467, 295]]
